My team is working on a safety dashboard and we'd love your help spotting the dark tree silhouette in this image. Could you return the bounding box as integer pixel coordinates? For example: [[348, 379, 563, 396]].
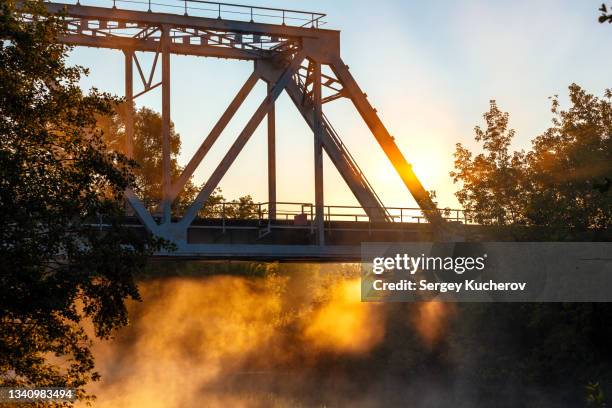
[[450, 100, 527, 225], [99, 105, 200, 215], [0, 0, 162, 403], [599, 3, 612, 23], [451, 85, 611, 230], [100, 106, 261, 219]]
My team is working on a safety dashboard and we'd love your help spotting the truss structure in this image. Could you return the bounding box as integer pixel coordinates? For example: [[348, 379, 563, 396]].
[[33, 0, 446, 249]]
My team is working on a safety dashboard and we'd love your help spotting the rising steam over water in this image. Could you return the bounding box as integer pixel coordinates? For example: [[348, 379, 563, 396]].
[[81, 264, 466, 407]]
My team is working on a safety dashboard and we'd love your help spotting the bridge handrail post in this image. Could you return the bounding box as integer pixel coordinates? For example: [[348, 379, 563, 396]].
[[222, 202, 226, 233], [258, 203, 262, 225], [325, 205, 329, 237], [310, 205, 314, 234]]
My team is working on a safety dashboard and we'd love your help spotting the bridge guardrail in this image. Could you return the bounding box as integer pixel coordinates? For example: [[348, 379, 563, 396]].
[[136, 200, 472, 224], [52, 0, 326, 28]]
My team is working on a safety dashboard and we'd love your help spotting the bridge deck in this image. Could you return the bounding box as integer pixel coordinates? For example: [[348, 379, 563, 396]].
[[119, 217, 443, 261]]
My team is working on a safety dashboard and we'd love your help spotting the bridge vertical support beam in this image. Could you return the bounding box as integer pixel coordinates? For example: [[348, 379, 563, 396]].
[[161, 25, 172, 224], [123, 49, 137, 218], [267, 81, 277, 220], [124, 49, 134, 159], [313, 61, 325, 245]]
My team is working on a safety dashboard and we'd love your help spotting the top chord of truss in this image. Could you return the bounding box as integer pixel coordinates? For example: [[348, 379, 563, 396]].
[[38, 1, 336, 60]]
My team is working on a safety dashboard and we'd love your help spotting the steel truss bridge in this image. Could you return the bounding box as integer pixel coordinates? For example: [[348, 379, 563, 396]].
[[30, 0, 465, 260]]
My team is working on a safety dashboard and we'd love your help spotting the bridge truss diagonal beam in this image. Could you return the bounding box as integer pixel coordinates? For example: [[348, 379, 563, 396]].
[[280, 73, 389, 223], [167, 71, 261, 204], [329, 58, 446, 229], [178, 51, 306, 228], [125, 189, 158, 232]]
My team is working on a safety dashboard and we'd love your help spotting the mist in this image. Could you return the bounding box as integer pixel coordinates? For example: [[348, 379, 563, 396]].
[[81, 263, 585, 407]]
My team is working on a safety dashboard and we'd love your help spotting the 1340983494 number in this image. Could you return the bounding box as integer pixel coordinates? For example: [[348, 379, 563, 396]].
[[0, 387, 75, 402]]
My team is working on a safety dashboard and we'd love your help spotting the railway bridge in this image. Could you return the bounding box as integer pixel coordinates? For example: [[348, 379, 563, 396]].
[[33, 0, 469, 260]]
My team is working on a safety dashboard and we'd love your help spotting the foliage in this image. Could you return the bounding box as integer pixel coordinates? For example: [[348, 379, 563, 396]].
[[586, 381, 607, 407], [223, 194, 260, 219], [0, 0, 161, 403], [451, 85, 611, 229], [451, 83, 612, 405], [451, 302, 612, 406], [524, 85, 612, 229], [100, 107, 261, 219], [599, 3, 612, 23], [98, 105, 199, 215], [450, 101, 527, 225]]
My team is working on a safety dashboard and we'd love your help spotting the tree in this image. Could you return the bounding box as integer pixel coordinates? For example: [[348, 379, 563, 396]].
[[224, 194, 260, 219], [453, 90, 612, 397], [99, 105, 199, 215], [0, 0, 160, 403], [100, 107, 260, 219], [194, 189, 259, 219], [450, 101, 528, 225], [599, 3, 612, 23], [524, 85, 612, 229], [451, 86, 611, 229]]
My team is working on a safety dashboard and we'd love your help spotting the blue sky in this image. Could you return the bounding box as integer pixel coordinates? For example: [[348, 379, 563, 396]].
[[69, 0, 612, 209]]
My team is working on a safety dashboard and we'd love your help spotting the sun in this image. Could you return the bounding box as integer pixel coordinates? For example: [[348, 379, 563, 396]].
[[373, 155, 443, 190]]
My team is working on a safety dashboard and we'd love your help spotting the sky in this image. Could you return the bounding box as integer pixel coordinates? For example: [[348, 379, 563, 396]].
[[68, 0, 612, 210]]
